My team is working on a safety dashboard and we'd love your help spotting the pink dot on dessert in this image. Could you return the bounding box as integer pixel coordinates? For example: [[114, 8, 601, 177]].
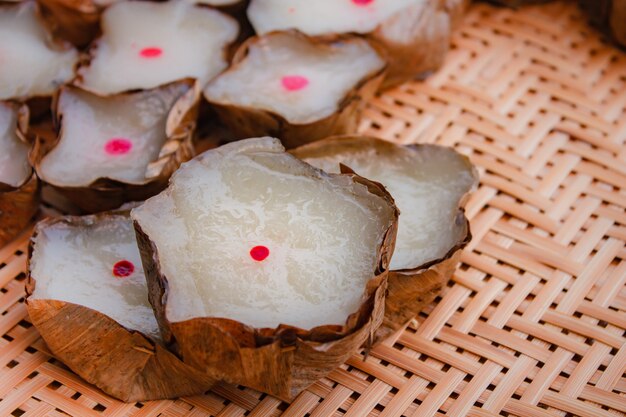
[[113, 260, 135, 277], [139, 47, 163, 58], [104, 138, 133, 155], [352, 0, 374, 5], [281, 75, 309, 91], [250, 245, 270, 262]]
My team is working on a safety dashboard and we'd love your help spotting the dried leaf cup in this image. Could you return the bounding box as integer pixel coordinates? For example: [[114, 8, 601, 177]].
[[0, 102, 40, 247], [132, 137, 399, 401], [292, 135, 479, 337], [25, 213, 217, 402], [203, 31, 386, 148], [370, 0, 452, 90], [32, 79, 200, 213]]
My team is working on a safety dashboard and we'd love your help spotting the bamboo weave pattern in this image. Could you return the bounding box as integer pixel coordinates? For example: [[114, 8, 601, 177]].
[[0, 1, 624, 416]]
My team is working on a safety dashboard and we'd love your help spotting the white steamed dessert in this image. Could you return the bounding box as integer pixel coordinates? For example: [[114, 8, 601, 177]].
[[77, 0, 238, 94], [0, 2, 78, 100], [38, 82, 191, 187], [204, 32, 385, 124], [132, 137, 395, 329], [248, 0, 415, 36], [0, 102, 31, 188], [29, 215, 160, 340], [297, 138, 476, 270]]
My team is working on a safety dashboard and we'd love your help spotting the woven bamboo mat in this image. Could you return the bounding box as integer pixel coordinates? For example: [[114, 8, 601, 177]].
[[0, 1, 625, 416]]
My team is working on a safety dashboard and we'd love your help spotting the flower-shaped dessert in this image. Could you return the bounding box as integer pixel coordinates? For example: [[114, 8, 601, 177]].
[[33, 79, 199, 212], [204, 31, 386, 147], [132, 137, 399, 400], [27, 213, 216, 401], [76, 0, 238, 94]]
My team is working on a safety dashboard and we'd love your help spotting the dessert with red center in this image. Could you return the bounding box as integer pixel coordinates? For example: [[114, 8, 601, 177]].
[[247, 0, 468, 89], [26, 213, 216, 401], [32, 79, 199, 212], [131, 137, 399, 400], [203, 31, 386, 148], [0, 101, 39, 246], [75, 0, 238, 95]]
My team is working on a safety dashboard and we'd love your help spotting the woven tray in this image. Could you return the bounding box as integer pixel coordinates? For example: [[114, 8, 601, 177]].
[[1, 1, 625, 416]]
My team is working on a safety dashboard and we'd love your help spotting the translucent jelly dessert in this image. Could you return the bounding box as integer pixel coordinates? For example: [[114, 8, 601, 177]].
[[0, 2, 78, 100], [132, 137, 395, 330], [38, 82, 192, 187], [292, 136, 478, 334], [203, 32, 385, 147], [26, 213, 216, 401], [131, 137, 398, 400], [29, 215, 158, 339], [296, 138, 477, 270], [205, 32, 384, 125], [77, 0, 238, 94]]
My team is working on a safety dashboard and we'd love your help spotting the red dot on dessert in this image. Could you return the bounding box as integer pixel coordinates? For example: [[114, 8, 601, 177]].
[[139, 47, 163, 58], [352, 0, 374, 4], [281, 75, 309, 91], [250, 245, 270, 262], [104, 138, 133, 155], [113, 260, 135, 278]]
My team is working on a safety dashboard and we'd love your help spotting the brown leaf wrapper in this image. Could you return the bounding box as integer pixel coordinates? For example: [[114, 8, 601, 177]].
[[444, 0, 471, 30], [25, 214, 217, 402], [31, 79, 200, 213], [204, 32, 387, 149], [0, 174, 40, 247], [378, 213, 470, 340], [36, 0, 102, 47], [0, 103, 40, 247], [372, 0, 451, 90], [134, 173, 399, 402], [25, 96, 53, 124], [290, 135, 479, 340], [579, 0, 626, 48]]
